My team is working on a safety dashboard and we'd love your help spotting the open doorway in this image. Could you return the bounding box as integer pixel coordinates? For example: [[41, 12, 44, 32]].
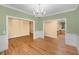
[[43, 18, 66, 39], [7, 16, 35, 40], [43, 18, 67, 54], [43, 20, 58, 39], [57, 19, 66, 40]]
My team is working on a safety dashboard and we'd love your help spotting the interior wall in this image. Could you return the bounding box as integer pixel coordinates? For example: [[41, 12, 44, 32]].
[[75, 6, 79, 52], [76, 6, 79, 35], [8, 18, 30, 38], [0, 5, 78, 36], [0, 5, 36, 35], [44, 20, 58, 38], [43, 10, 77, 34]]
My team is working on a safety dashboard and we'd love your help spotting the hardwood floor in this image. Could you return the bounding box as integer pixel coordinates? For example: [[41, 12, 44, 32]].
[[4, 34, 78, 55]]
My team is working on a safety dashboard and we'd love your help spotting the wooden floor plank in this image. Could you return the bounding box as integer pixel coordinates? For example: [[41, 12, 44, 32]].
[[3, 34, 78, 55]]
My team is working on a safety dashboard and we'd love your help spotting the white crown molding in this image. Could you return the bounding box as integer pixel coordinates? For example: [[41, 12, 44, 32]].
[[0, 4, 33, 16], [0, 4, 78, 17], [45, 5, 78, 16]]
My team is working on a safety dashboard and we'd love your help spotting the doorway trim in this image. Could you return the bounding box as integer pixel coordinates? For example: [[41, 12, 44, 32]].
[[43, 18, 67, 38], [6, 15, 35, 39], [57, 18, 67, 34]]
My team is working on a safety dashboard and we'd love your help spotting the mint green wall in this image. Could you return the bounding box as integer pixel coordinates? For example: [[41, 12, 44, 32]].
[[76, 6, 79, 35], [0, 5, 37, 35], [35, 18, 43, 31], [43, 10, 77, 34], [0, 5, 78, 35]]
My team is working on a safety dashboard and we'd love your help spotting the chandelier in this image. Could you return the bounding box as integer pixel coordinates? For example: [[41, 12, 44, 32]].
[[33, 4, 46, 18]]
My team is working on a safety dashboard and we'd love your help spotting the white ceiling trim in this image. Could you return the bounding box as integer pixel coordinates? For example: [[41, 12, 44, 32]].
[[0, 4, 32, 16], [0, 4, 78, 17], [45, 5, 78, 16]]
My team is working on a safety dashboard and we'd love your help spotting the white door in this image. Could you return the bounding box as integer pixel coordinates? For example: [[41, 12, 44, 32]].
[[44, 20, 58, 38]]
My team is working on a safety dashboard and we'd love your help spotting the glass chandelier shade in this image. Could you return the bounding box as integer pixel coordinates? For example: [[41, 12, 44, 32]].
[[33, 4, 46, 18]]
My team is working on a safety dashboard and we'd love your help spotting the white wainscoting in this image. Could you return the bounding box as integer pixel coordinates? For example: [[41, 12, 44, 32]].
[[65, 33, 78, 47], [0, 35, 8, 52], [34, 31, 44, 39]]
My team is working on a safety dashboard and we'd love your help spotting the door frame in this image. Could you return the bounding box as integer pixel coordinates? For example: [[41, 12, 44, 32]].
[[43, 18, 67, 38], [6, 15, 35, 39]]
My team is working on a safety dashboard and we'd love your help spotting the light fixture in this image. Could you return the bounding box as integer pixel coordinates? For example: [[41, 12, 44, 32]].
[[33, 4, 46, 18]]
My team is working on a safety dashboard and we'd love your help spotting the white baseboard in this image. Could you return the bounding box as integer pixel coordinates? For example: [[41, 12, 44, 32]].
[[8, 33, 29, 39], [65, 33, 78, 47], [0, 35, 8, 52], [34, 31, 44, 39]]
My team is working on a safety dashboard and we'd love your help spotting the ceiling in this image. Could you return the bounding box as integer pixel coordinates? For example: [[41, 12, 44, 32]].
[[5, 4, 77, 16]]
